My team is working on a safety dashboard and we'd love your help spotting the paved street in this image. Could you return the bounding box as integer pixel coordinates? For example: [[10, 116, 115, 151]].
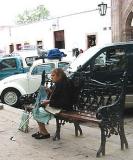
[[0, 104, 133, 160]]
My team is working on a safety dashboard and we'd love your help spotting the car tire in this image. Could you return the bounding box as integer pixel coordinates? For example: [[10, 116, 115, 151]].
[[1, 88, 21, 107]]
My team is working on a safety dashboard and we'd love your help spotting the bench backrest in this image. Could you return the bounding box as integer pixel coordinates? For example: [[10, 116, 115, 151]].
[[72, 71, 127, 120]]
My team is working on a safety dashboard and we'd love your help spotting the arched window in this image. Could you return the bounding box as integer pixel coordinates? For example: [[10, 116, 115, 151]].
[[125, 12, 133, 41]]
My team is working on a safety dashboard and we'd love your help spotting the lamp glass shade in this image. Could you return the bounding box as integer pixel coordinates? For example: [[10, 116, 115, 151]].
[[98, 2, 107, 16]]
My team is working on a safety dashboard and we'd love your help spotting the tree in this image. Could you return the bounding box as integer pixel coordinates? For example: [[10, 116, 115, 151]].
[[15, 5, 49, 25]]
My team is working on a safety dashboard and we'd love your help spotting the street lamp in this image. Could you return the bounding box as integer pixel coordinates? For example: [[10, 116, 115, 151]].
[[98, 2, 107, 16]]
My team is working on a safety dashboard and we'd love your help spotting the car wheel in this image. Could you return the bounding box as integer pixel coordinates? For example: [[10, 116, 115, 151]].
[[1, 88, 21, 107]]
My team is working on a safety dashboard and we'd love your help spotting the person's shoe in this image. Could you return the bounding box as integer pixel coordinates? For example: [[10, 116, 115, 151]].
[[35, 133, 50, 139], [32, 132, 40, 137]]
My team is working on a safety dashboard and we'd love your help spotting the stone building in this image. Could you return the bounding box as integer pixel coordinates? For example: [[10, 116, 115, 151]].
[[112, 0, 133, 42]]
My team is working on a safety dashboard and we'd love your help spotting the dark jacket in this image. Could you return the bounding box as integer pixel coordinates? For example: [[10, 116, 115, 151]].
[[49, 79, 73, 110]]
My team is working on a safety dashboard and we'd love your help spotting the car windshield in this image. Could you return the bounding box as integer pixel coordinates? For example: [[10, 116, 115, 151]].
[[58, 62, 70, 70], [68, 46, 101, 72], [31, 63, 55, 75]]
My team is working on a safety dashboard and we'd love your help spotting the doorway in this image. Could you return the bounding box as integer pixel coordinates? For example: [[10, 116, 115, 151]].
[[87, 35, 96, 48], [9, 44, 14, 53], [125, 12, 133, 41], [54, 30, 65, 49], [16, 44, 22, 50]]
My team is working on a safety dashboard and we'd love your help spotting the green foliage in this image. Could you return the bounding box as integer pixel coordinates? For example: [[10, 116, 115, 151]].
[[15, 5, 49, 25]]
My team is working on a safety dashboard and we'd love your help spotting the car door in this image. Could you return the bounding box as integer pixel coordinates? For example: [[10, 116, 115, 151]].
[[28, 63, 55, 94], [125, 45, 133, 93]]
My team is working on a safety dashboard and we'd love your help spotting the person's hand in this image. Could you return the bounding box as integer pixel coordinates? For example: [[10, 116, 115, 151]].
[[41, 100, 50, 106], [45, 87, 52, 94]]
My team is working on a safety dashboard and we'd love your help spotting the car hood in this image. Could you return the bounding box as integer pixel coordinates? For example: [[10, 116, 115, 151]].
[[0, 73, 27, 84], [67, 45, 102, 73]]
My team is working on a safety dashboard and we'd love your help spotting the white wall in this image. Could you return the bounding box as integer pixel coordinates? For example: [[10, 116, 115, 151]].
[[55, 8, 111, 52], [0, 27, 11, 54], [0, 6, 111, 55]]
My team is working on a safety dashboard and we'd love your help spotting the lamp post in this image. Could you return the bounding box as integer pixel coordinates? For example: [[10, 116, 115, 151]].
[[98, 2, 107, 16]]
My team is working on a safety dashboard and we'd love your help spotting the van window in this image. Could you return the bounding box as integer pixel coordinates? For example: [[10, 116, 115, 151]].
[[31, 63, 55, 75], [94, 48, 126, 72], [0, 58, 17, 71]]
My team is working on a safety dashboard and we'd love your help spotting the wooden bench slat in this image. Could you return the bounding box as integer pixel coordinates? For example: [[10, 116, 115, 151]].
[[56, 111, 101, 123]]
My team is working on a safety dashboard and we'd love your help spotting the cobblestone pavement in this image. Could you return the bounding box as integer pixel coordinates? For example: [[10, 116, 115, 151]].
[[0, 104, 133, 160]]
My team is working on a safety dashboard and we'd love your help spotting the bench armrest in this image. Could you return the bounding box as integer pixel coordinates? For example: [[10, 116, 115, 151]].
[[96, 92, 124, 120]]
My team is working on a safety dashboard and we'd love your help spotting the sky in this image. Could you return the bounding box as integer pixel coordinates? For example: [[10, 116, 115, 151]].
[[0, 0, 111, 25]]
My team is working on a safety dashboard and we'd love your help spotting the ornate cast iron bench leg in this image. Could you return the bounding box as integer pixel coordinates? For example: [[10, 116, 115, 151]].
[[119, 122, 128, 150], [97, 124, 106, 157], [53, 118, 61, 141], [74, 122, 83, 136]]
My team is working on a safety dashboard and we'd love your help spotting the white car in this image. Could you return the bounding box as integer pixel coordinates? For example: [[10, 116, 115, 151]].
[[0, 59, 70, 107]]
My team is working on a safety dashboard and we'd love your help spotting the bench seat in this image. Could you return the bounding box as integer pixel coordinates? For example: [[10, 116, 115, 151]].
[[56, 111, 101, 124]]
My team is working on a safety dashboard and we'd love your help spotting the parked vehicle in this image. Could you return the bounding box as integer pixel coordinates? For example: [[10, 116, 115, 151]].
[[0, 58, 70, 107], [67, 41, 133, 108], [11, 49, 39, 67], [0, 56, 27, 80], [0, 50, 39, 80]]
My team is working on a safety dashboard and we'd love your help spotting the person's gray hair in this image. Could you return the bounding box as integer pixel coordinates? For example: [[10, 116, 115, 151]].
[[52, 68, 67, 81]]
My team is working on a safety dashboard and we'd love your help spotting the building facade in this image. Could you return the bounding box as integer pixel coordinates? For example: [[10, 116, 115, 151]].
[[0, 2, 111, 55], [112, 0, 133, 42]]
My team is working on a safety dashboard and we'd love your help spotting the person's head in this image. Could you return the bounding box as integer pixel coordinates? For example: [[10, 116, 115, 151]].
[[51, 68, 67, 83]]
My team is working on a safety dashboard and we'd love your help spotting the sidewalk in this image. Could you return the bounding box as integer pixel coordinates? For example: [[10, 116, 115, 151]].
[[0, 104, 133, 160]]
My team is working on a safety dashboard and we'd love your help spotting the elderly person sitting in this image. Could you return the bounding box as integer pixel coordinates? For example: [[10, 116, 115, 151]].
[[32, 68, 73, 139]]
